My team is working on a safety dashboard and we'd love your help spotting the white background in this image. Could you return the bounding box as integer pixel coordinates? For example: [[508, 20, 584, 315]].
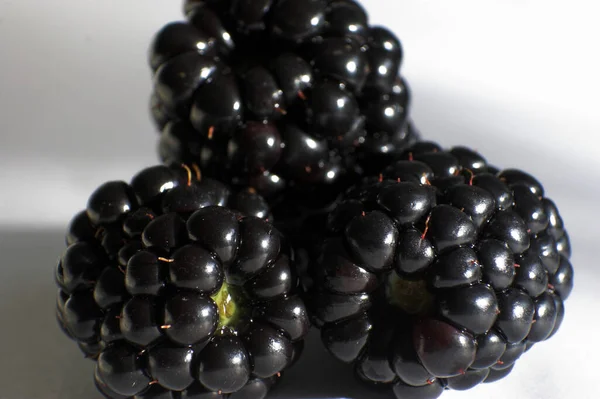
[[0, 1, 598, 398]]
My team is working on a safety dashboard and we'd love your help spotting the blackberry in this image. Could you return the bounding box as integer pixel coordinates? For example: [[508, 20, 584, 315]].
[[55, 163, 310, 399], [149, 0, 418, 203], [310, 141, 573, 398]]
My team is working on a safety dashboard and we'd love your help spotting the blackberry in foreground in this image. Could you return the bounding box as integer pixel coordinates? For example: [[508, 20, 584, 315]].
[[55, 163, 310, 399], [310, 142, 573, 398], [149, 0, 418, 203]]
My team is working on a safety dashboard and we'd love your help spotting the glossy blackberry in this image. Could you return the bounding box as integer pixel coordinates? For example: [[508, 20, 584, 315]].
[[310, 141, 573, 398], [149, 0, 417, 204], [55, 164, 309, 399]]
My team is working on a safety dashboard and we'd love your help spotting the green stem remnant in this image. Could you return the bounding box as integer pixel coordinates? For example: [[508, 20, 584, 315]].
[[386, 272, 434, 315], [211, 282, 238, 329]]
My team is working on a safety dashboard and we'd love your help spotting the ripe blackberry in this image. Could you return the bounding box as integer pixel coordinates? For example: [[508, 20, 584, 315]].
[[55, 163, 310, 399], [149, 0, 418, 203], [310, 141, 573, 398]]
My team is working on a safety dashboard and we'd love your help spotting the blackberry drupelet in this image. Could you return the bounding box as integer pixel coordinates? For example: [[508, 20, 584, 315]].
[[310, 141, 573, 398], [55, 163, 310, 399], [149, 0, 418, 204]]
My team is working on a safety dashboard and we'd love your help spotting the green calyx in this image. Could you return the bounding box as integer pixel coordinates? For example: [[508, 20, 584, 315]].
[[211, 282, 239, 329], [386, 272, 434, 315]]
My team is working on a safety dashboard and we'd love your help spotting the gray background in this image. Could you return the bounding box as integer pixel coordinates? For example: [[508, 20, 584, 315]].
[[0, 1, 598, 398]]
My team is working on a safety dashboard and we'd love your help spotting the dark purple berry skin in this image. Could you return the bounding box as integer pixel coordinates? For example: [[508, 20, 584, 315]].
[[358, 322, 397, 383], [392, 378, 444, 399], [87, 181, 138, 226], [364, 80, 410, 135], [125, 251, 165, 296], [438, 284, 499, 335], [94, 365, 130, 399], [318, 238, 378, 295], [529, 233, 560, 275], [450, 146, 488, 173], [196, 335, 251, 393], [495, 341, 526, 369], [141, 212, 187, 252], [384, 160, 434, 185], [66, 210, 95, 245], [471, 330, 507, 369], [446, 368, 490, 391], [527, 292, 558, 342], [551, 255, 574, 299], [243, 323, 293, 378], [63, 292, 103, 342], [60, 242, 106, 293], [394, 228, 435, 275], [321, 313, 372, 363], [430, 247, 481, 288], [149, 22, 217, 72], [514, 252, 549, 297], [256, 295, 310, 341], [485, 210, 530, 254], [100, 308, 123, 344], [364, 27, 403, 95], [307, 80, 361, 140], [556, 232, 571, 258], [477, 238, 515, 290], [495, 288, 535, 343], [169, 244, 223, 293], [161, 179, 231, 216], [148, 345, 195, 391], [498, 169, 545, 197], [414, 319, 476, 378], [426, 204, 477, 252], [358, 120, 420, 176], [548, 293, 566, 338], [311, 37, 369, 92], [151, 92, 172, 131], [512, 184, 549, 234], [97, 343, 151, 396], [154, 52, 219, 118], [325, 1, 369, 43], [148, 0, 413, 205], [413, 151, 460, 179], [270, 0, 327, 42], [120, 296, 161, 346], [444, 184, 495, 229], [190, 71, 243, 137], [241, 66, 284, 119], [345, 211, 397, 272], [230, 217, 281, 282], [278, 124, 329, 180], [230, 0, 274, 32], [271, 53, 313, 105], [484, 364, 514, 383], [309, 140, 573, 398], [94, 268, 127, 309], [55, 164, 308, 399], [164, 292, 218, 345], [228, 122, 282, 174], [187, 206, 240, 264], [229, 189, 272, 220], [391, 326, 433, 386], [123, 208, 158, 238], [543, 198, 565, 239], [472, 173, 514, 211], [188, 4, 236, 55]]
